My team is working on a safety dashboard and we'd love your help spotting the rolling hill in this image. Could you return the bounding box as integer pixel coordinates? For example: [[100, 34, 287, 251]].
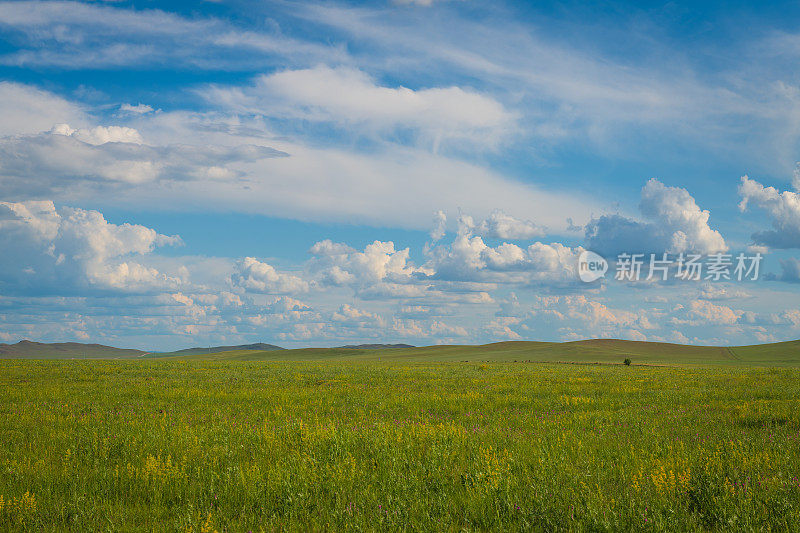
[[0, 340, 146, 359], [169, 338, 800, 366], [154, 343, 285, 357], [2, 338, 800, 366]]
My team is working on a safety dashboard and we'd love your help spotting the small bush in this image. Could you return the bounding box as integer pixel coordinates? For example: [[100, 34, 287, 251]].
[[623, 358, 632, 366]]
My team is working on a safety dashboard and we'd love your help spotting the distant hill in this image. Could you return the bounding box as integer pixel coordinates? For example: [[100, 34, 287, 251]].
[[180, 338, 800, 366], [3, 338, 800, 366], [157, 343, 285, 357], [336, 343, 415, 349], [0, 340, 146, 359]]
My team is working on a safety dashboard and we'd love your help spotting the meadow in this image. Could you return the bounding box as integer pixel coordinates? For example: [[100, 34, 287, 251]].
[[1, 358, 799, 531]]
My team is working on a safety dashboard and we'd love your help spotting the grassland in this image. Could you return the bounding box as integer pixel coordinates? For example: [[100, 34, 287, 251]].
[[1, 358, 799, 531]]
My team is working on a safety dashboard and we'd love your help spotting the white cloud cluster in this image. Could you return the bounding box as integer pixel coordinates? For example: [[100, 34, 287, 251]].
[[0, 200, 183, 293], [230, 257, 309, 294], [307, 239, 424, 295], [425, 214, 582, 283], [332, 304, 385, 328], [391, 318, 468, 340], [490, 294, 654, 342], [51, 123, 144, 145], [739, 175, 800, 249], [585, 178, 726, 255], [436, 209, 544, 241], [671, 300, 742, 326]]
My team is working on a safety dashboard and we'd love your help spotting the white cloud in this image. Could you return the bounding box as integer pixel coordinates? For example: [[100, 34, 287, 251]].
[[507, 294, 653, 341], [391, 318, 468, 340], [585, 178, 726, 255], [308, 239, 422, 289], [0, 82, 88, 136], [425, 214, 582, 283], [393, 0, 441, 6], [118, 103, 155, 115], [0, 93, 597, 233], [230, 257, 309, 294], [462, 209, 545, 240], [0, 200, 183, 293], [0, 125, 287, 193], [332, 303, 385, 328], [51, 123, 144, 145], [0, 1, 341, 69], [430, 210, 447, 241], [203, 65, 517, 149], [671, 300, 742, 326], [738, 175, 800, 249]]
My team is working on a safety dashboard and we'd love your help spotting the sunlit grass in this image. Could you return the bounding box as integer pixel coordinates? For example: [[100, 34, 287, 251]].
[[1, 360, 798, 530]]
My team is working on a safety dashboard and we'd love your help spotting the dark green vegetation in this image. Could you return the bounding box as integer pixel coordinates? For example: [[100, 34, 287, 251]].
[[168, 339, 800, 366], [0, 360, 798, 531], [5, 338, 800, 366], [0, 340, 145, 359], [335, 344, 415, 350], [156, 343, 285, 357]]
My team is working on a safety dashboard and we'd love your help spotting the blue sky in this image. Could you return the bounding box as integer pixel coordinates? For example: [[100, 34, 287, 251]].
[[1, 0, 800, 350]]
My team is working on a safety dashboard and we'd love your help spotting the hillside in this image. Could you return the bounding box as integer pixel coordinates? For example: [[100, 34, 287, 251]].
[[0, 340, 146, 359], [156, 343, 284, 357], [177, 339, 800, 366], [336, 343, 415, 349], [3, 338, 800, 365]]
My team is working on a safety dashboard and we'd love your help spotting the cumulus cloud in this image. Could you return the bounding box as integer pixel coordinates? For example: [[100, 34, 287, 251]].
[[230, 257, 309, 294], [0, 200, 183, 293], [307, 239, 423, 289], [671, 300, 742, 326], [203, 65, 517, 149], [51, 123, 143, 144], [391, 318, 468, 340], [585, 178, 726, 255], [461, 209, 545, 240], [738, 175, 800, 249], [425, 214, 582, 283], [502, 294, 654, 341], [332, 304, 385, 328]]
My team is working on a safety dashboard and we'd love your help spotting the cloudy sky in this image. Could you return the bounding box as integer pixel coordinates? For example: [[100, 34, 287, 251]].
[[2, 0, 800, 350]]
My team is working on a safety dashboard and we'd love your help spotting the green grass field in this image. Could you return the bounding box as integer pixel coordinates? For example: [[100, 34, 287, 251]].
[[1, 356, 799, 531]]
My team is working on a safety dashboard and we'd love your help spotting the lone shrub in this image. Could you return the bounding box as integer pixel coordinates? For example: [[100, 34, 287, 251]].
[[623, 358, 632, 366]]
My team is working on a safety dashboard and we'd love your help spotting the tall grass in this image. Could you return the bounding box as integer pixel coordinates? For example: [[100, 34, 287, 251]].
[[0, 360, 798, 531]]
